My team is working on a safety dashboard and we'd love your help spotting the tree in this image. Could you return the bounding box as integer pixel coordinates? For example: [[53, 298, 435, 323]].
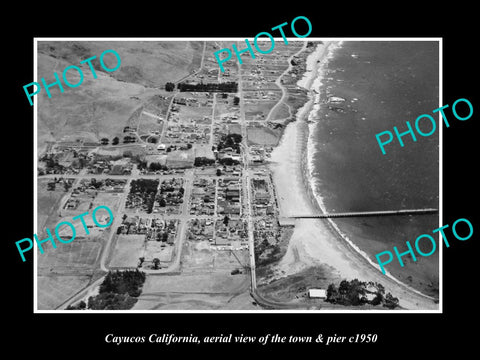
[[233, 96, 240, 105], [123, 135, 135, 143], [165, 82, 175, 92], [346, 279, 366, 305], [100, 138, 109, 145], [216, 168, 222, 176], [383, 293, 399, 309], [138, 257, 145, 268], [326, 284, 340, 303], [112, 137, 119, 145], [66, 300, 86, 310], [223, 215, 229, 226], [152, 258, 160, 270], [159, 197, 166, 207], [161, 232, 169, 242], [186, 143, 192, 149]]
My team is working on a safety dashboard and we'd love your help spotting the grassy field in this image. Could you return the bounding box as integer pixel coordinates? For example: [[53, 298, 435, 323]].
[[145, 241, 173, 263], [178, 105, 212, 121], [137, 112, 163, 136], [181, 239, 248, 274], [37, 234, 103, 272], [244, 101, 278, 120], [257, 265, 342, 304], [91, 192, 122, 212], [136, 272, 249, 294], [213, 102, 239, 120], [37, 275, 92, 310], [109, 235, 145, 268], [268, 102, 291, 121], [247, 125, 281, 146], [37, 180, 69, 230]]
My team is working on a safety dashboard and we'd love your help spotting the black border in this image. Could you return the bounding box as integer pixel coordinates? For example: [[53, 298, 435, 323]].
[[7, 6, 478, 355]]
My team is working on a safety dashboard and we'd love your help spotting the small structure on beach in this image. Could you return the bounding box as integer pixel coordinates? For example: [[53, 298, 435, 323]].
[[279, 217, 295, 227], [308, 289, 327, 299]]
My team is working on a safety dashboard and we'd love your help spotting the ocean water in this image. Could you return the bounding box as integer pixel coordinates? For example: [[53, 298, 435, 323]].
[[307, 41, 440, 288]]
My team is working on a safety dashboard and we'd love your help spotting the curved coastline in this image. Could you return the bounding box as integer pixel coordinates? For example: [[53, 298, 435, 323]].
[[303, 42, 437, 301], [268, 41, 438, 310]]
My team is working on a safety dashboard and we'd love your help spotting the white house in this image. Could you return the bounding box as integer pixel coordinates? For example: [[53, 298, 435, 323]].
[[308, 289, 327, 299]]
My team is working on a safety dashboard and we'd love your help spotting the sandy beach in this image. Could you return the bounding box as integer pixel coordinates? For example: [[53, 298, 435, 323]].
[[267, 42, 439, 310]]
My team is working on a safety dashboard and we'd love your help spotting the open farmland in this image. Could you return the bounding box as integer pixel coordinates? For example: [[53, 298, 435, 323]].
[[37, 275, 93, 310], [131, 272, 252, 310]]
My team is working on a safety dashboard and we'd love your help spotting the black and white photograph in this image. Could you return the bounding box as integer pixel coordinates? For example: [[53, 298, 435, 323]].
[[6, 6, 478, 356], [33, 38, 441, 312]]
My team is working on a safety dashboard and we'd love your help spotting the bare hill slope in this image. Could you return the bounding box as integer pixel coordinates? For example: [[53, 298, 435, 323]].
[[37, 40, 203, 154]]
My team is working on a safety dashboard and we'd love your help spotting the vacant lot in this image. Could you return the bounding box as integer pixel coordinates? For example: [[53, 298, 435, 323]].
[[145, 241, 174, 263], [244, 101, 278, 120], [91, 192, 122, 212], [109, 235, 145, 268], [181, 239, 248, 273], [177, 105, 212, 121], [268, 102, 291, 121], [138, 112, 164, 136], [247, 125, 281, 146]]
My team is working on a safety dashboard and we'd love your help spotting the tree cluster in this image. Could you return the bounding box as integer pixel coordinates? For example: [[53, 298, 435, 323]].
[[218, 157, 240, 166], [66, 300, 86, 310], [148, 162, 168, 172], [217, 133, 242, 152], [194, 157, 215, 167], [99, 269, 146, 297], [68, 269, 146, 310], [326, 279, 399, 309], [177, 81, 238, 93], [123, 135, 136, 144], [127, 179, 159, 213], [130, 179, 159, 193], [40, 154, 67, 173], [165, 82, 175, 92]]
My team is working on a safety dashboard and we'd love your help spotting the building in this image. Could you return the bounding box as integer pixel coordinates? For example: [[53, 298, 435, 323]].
[[215, 238, 229, 246], [308, 289, 327, 299]]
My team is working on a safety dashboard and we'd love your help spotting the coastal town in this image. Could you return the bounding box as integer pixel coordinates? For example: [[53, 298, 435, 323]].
[[36, 39, 320, 310], [36, 39, 439, 311]]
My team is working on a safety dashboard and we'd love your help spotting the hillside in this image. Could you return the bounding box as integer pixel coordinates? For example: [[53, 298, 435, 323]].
[[36, 40, 204, 154]]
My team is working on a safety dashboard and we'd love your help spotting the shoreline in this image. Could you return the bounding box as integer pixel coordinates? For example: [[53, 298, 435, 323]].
[[267, 42, 438, 310]]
